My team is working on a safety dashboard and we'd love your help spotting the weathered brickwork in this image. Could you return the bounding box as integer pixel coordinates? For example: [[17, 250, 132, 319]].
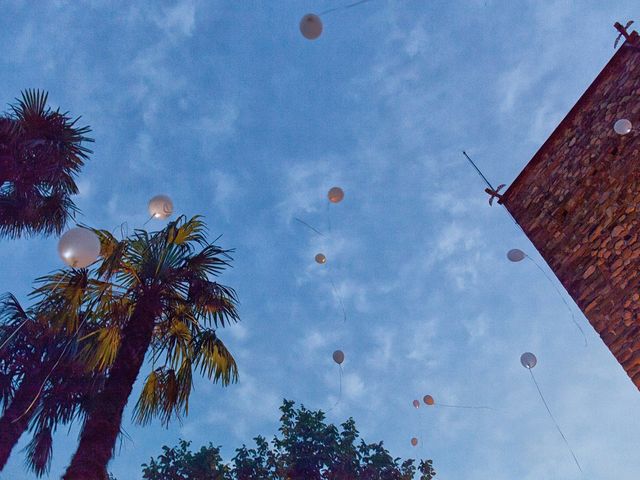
[[502, 31, 640, 389]]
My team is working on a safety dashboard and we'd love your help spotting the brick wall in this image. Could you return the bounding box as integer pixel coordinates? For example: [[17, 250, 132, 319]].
[[502, 31, 640, 389]]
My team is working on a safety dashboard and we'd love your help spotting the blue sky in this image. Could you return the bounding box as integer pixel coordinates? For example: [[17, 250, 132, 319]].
[[2, 1, 640, 478]]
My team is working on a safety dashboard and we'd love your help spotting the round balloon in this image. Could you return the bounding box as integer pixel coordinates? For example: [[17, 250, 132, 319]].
[[315, 253, 327, 264], [328, 187, 344, 203], [58, 227, 101, 268], [520, 352, 537, 369], [410, 437, 418, 447], [412, 399, 420, 409], [148, 194, 174, 219], [299, 13, 323, 40], [614, 118, 632, 136], [507, 249, 525, 262], [423, 395, 434, 406], [332, 350, 345, 365]]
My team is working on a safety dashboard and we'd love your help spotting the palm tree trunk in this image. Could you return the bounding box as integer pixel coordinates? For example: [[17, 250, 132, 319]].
[[0, 368, 46, 470], [63, 299, 158, 480]]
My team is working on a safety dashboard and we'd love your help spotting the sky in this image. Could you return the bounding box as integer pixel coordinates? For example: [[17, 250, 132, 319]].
[[1, 0, 640, 478]]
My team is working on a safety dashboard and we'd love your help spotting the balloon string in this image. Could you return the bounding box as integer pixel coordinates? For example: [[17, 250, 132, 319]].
[[320, 0, 375, 15], [328, 274, 347, 323], [526, 255, 588, 347], [529, 369, 583, 473], [327, 364, 343, 412], [0, 318, 30, 353], [142, 214, 156, 227], [437, 403, 495, 411], [294, 217, 324, 236]]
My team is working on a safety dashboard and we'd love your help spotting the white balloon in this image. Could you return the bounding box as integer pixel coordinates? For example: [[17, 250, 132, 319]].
[[507, 249, 525, 262], [614, 118, 632, 136], [520, 352, 537, 369], [333, 349, 344, 365], [148, 194, 174, 219], [300, 13, 323, 40], [58, 228, 101, 268]]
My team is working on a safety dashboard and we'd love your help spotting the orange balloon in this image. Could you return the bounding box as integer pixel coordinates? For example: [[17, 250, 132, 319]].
[[423, 395, 434, 406], [328, 187, 344, 203], [315, 253, 327, 264], [410, 437, 418, 447]]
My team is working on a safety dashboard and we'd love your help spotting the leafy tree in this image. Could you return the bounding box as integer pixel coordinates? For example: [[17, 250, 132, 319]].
[[142, 440, 230, 480], [39, 216, 241, 479], [141, 400, 437, 480], [0, 90, 93, 238]]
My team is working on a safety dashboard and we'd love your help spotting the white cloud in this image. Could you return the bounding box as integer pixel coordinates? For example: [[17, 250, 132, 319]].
[[153, 0, 197, 37]]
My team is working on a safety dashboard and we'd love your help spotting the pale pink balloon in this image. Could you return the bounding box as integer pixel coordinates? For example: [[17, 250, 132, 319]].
[[412, 399, 420, 409], [148, 194, 174, 219], [614, 118, 632, 135], [58, 227, 101, 268], [410, 437, 418, 447]]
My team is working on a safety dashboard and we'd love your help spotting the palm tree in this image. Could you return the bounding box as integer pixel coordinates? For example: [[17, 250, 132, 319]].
[[0, 290, 103, 474], [0, 89, 93, 238], [0, 294, 52, 469], [47, 216, 240, 479]]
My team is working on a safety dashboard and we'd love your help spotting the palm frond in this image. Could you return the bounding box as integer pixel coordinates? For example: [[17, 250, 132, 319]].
[[23, 425, 53, 477], [133, 369, 163, 426], [0, 293, 30, 327], [188, 279, 240, 328], [176, 358, 193, 415], [31, 269, 89, 332], [165, 320, 192, 369], [79, 325, 121, 372], [165, 215, 208, 247], [12, 89, 49, 120], [192, 329, 238, 385]]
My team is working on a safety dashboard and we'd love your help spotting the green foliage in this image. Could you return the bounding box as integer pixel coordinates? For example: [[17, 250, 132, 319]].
[[142, 400, 436, 480], [142, 440, 230, 480]]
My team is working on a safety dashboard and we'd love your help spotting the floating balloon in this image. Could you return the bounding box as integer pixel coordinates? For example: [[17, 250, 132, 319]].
[[58, 228, 101, 268], [412, 399, 420, 409], [148, 194, 174, 219], [327, 187, 344, 203], [520, 352, 537, 369], [410, 437, 418, 447], [614, 118, 632, 135], [315, 253, 327, 264], [332, 350, 344, 365], [299, 13, 323, 40], [423, 395, 434, 406], [507, 248, 525, 262]]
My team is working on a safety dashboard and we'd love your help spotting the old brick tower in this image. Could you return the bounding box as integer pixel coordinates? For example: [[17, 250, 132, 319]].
[[500, 24, 640, 389]]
